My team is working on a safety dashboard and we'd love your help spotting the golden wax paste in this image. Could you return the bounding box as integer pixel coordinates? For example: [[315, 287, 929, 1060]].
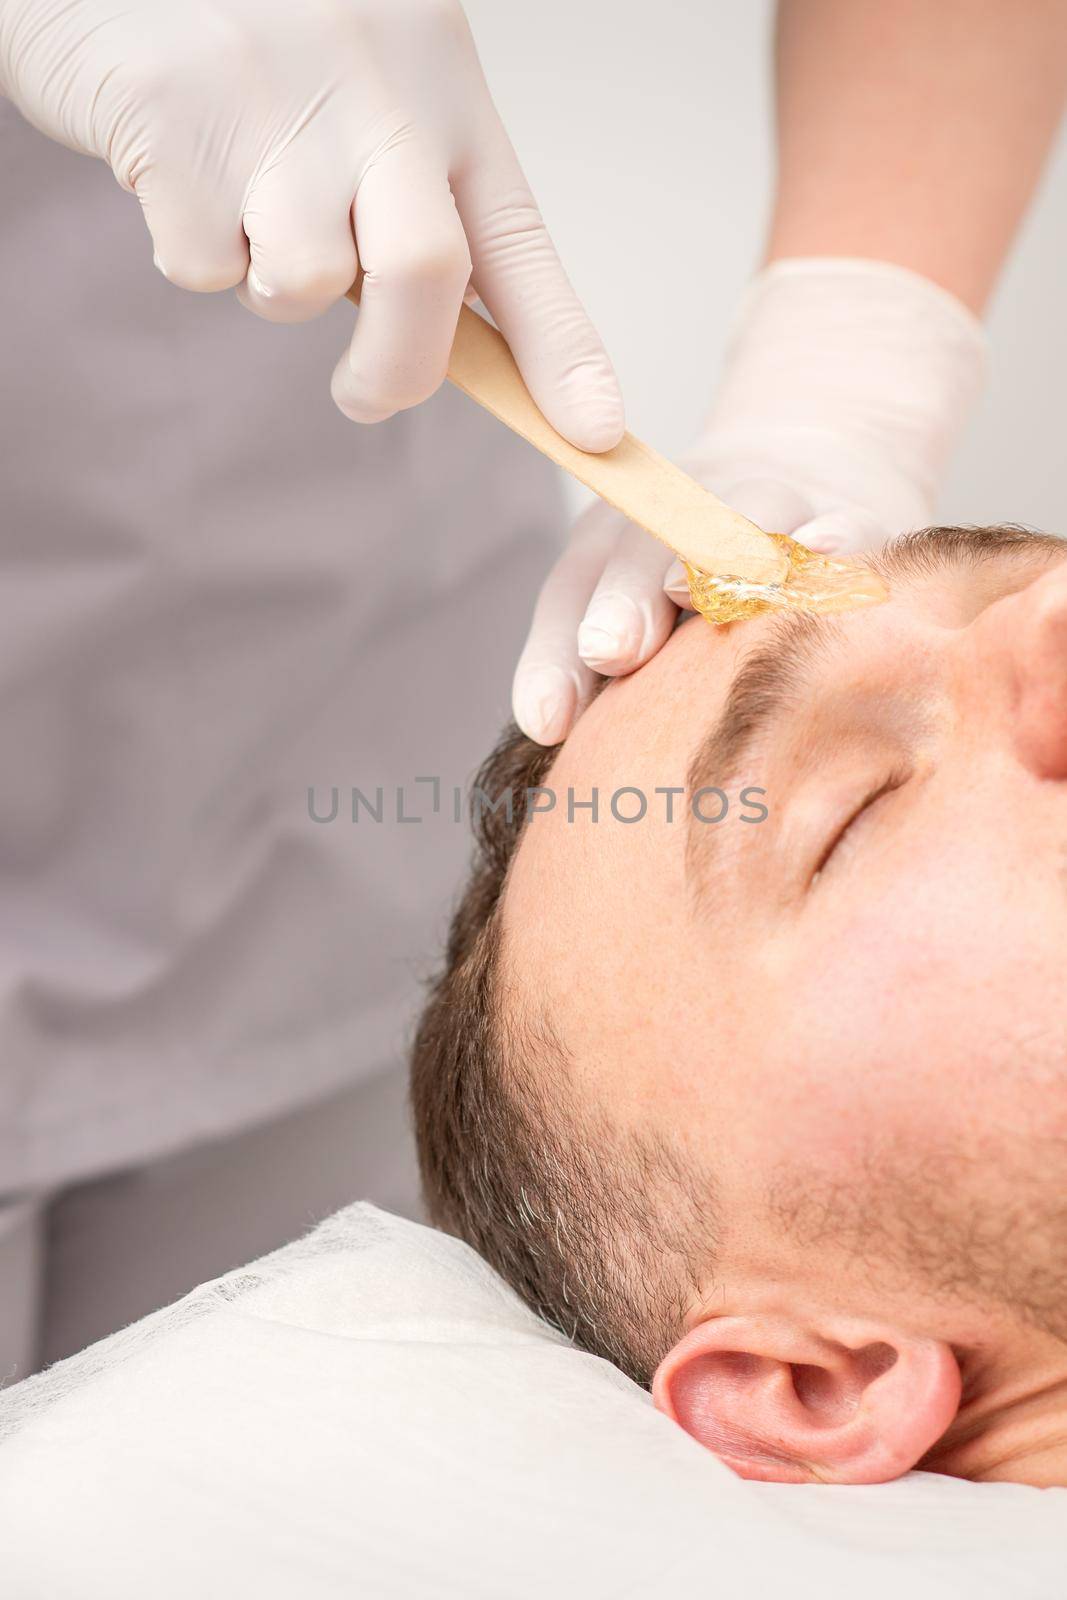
[[685, 531, 889, 625]]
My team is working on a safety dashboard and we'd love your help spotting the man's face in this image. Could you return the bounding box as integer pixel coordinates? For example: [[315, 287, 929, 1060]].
[[502, 530, 1067, 1340]]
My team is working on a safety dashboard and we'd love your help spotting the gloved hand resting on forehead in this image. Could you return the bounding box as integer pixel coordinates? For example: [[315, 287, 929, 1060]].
[[512, 258, 987, 742], [416, 524, 1067, 1491], [0, 0, 622, 447]]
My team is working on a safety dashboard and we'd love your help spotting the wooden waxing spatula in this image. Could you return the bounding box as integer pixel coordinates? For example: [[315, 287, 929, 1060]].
[[343, 281, 889, 621], [344, 281, 789, 587]]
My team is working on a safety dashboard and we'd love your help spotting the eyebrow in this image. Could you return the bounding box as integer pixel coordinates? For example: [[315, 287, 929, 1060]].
[[685, 611, 845, 825]]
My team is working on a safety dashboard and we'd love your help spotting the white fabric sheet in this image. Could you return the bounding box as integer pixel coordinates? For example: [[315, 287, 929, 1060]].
[[0, 1204, 1062, 1598]]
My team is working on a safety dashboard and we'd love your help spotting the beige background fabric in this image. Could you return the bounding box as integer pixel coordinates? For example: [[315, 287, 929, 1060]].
[[0, 97, 562, 1196]]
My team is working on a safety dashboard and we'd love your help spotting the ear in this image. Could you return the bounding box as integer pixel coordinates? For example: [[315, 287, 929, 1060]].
[[652, 1314, 961, 1485]]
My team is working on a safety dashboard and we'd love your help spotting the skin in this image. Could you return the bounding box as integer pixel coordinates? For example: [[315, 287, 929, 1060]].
[[769, 0, 1067, 312], [502, 533, 1067, 1487]]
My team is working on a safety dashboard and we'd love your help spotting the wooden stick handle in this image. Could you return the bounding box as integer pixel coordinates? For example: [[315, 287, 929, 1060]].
[[344, 286, 788, 586]]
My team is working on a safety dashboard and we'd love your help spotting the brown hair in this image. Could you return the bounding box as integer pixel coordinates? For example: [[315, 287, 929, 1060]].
[[410, 719, 717, 1388]]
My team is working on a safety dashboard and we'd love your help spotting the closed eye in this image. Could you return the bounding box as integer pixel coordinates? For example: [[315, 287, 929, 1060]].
[[810, 769, 909, 885]]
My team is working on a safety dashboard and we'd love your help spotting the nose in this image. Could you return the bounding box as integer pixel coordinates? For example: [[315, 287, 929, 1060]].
[[981, 561, 1067, 779]]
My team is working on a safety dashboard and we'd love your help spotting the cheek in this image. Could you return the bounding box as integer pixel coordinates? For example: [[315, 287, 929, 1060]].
[[744, 859, 1067, 1172]]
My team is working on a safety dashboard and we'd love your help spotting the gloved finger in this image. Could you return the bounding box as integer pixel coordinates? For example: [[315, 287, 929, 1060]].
[[576, 521, 677, 676], [792, 507, 892, 557], [137, 180, 249, 293], [512, 507, 619, 745], [238, 143, 359, 323], [331, 142, 471, 423], [453, 111, 624, 454], [664, 476, 817, 606]]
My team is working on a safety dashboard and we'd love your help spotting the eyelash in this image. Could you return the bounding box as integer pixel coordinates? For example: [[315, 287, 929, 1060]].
[[810, 767, 910, 884]]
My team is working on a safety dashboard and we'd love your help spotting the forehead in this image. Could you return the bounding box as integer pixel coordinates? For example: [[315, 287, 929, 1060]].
[[498, 610, 727, 1095]]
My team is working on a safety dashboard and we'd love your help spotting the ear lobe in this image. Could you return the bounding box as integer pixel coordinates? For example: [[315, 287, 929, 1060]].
[[652, 1315, 961, 1485]]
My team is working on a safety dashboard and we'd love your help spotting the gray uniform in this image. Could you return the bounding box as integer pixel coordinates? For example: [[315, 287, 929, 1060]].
[[0, 99, 561, 1370]]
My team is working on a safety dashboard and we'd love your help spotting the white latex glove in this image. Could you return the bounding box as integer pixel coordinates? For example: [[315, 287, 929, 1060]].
[[0, 0, 623, 447], [512, 258, 988, 745]]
